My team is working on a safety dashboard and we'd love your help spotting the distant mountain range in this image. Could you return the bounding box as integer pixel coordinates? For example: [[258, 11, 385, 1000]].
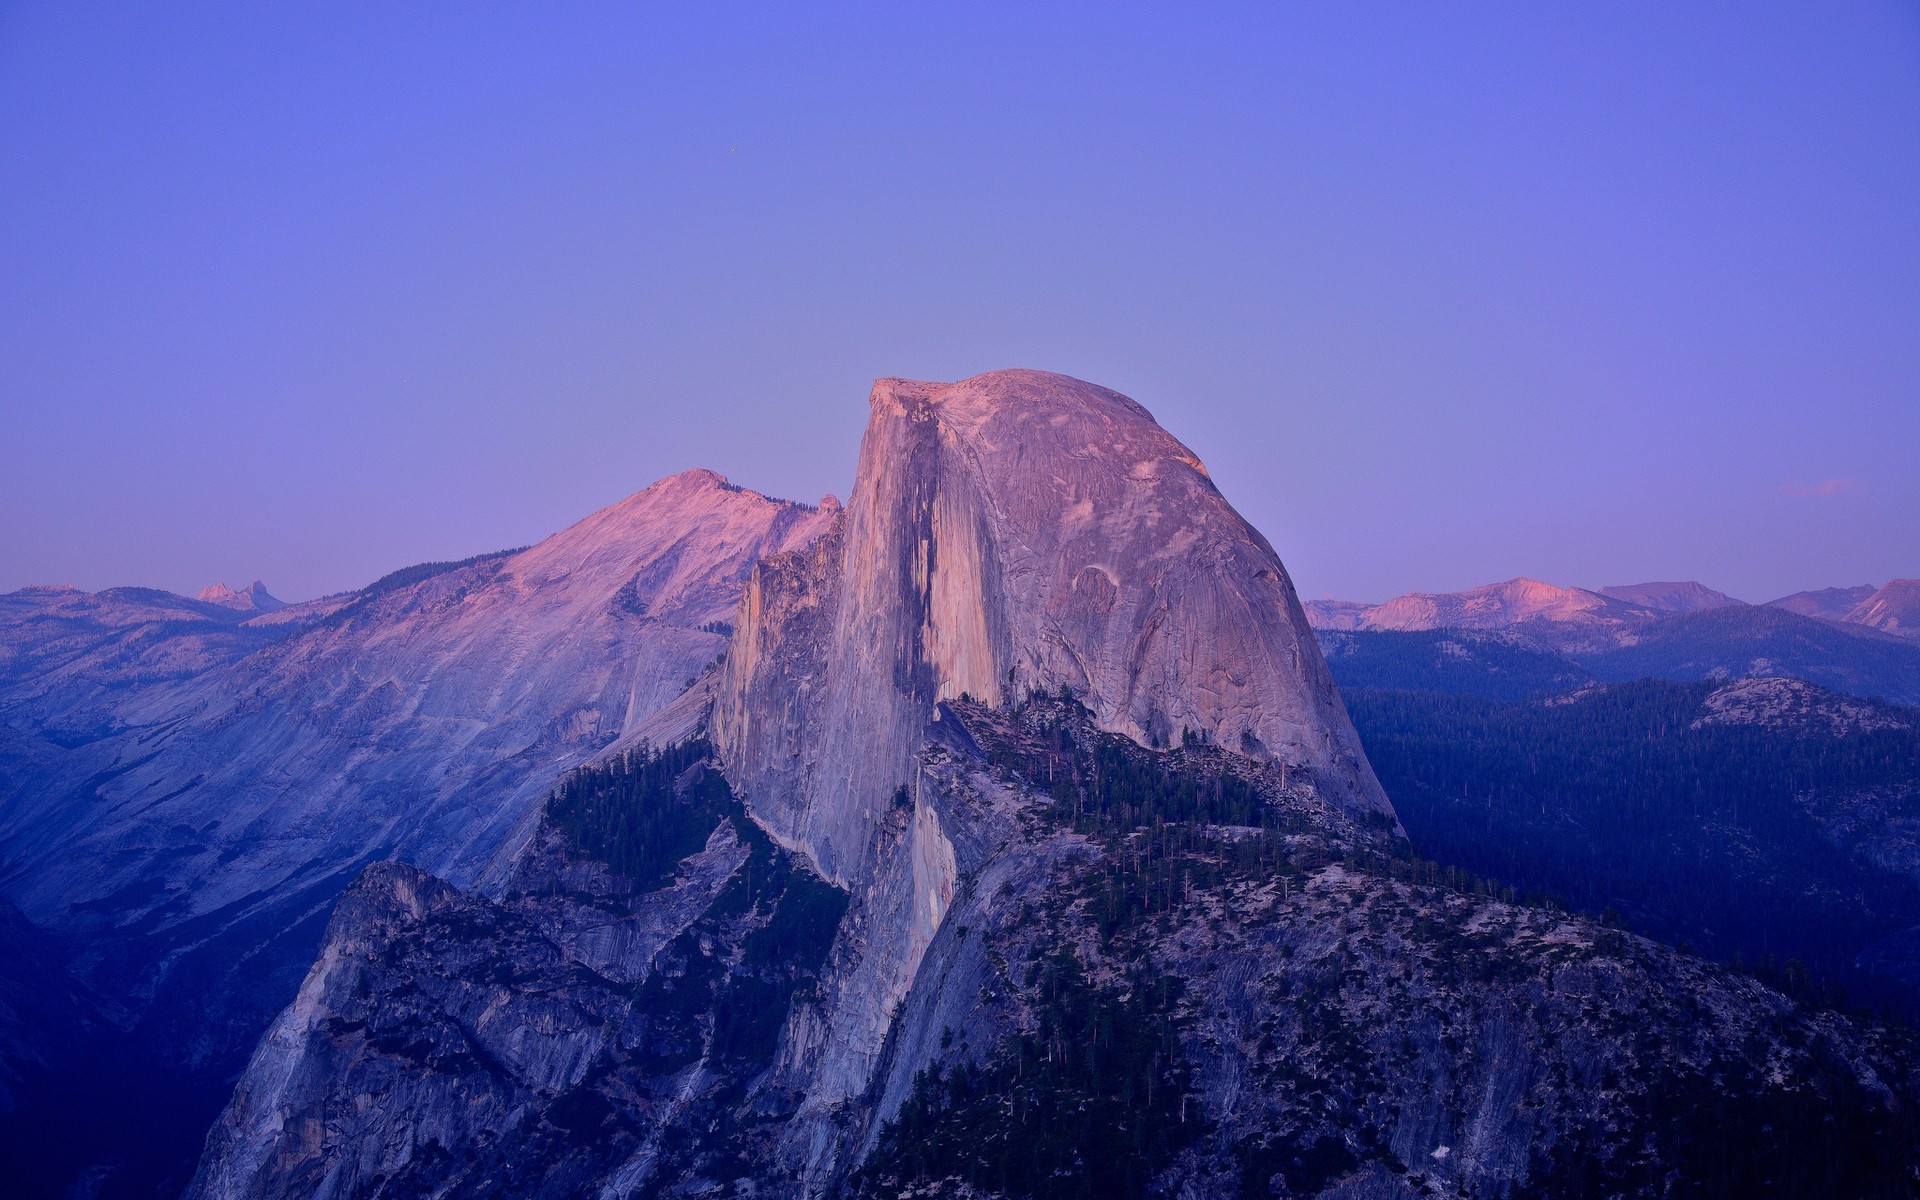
[[4, 373, 1917, 1199], [1308, 576, 1920, 705], [1309, 575, 1918, 639]]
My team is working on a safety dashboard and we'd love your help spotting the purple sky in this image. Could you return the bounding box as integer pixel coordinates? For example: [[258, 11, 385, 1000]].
[[3, 3, 1917, 605]]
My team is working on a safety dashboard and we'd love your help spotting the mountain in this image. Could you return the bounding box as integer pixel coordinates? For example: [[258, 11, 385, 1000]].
[[1767, 584, 1879, 621], [0, 583, 284, 741], [0, 469, 834, 1199], [184, 373, 1920, 1199], [1596, 580, 1744, 612], [1849, 579, 1920, 639], [195, 581, 286, 614], [1314, 628, 1595, 702], [715, 370, 1388, 888], [1308, 578, 1920, 706], [1305, 577, 1655, 653], [1580, 603, 1920, 705], [1345, 677, 1920, 1009], [191, 704, 1920, 1200]]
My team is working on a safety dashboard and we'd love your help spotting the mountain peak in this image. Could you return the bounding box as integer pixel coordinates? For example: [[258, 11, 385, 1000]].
[[1765, 584, 1878, 621], [1847, 579, 1920, 638], [197, 580, 285, 612], [867, 370, 1209, 478], [1596, 580, 1745, 612], [717, 371, 1388, 884]]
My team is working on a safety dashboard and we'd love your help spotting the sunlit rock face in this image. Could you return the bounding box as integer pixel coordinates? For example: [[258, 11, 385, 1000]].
[[196, 580, 287, 614], [1848, 579, 1920, 639], [173, 373, 1920, 1200], [714, 369, 1391, 886]]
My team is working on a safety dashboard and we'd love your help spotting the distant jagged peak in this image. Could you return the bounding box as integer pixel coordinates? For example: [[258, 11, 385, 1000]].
[[197, 580, 286, 613], [1596, 580, 1745, 613], [1846, 579, 1920, 639]]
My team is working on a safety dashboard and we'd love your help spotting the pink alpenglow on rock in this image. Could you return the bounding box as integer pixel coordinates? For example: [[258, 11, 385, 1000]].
[[714, 369, 1392, 885], [1846, 579, 1920, 639]]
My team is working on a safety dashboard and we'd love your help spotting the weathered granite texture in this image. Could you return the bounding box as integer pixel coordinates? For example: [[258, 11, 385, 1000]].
[[714, 370, 1389, 889], [185, 704, 1920, 1200]]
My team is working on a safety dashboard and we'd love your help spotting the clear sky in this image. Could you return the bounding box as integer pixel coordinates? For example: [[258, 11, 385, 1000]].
[[3, 2, 1916, 604]]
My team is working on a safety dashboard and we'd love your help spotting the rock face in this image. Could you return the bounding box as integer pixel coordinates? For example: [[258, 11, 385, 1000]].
[[187, 703, 1920, 1200], [715, 370, 1388, 887], [1691, 675, 1914, 735], [3, 471, 832, 935], [187, 751, 847, 1200], [175, 372, 1920, 1200], [1849, 579, 1920, 639]]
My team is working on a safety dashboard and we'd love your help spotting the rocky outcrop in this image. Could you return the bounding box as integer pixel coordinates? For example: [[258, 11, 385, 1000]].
[[715, 370, 1388, 889], [1691, 675, 1914, 735], [188, 704, 1920, 1200], [2, 470, 831, 941], [187, 756, 846, 1200], [701, 371, 1392, 1170]]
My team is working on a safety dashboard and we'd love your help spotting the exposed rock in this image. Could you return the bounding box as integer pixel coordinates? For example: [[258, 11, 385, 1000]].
[[188, 705, 1920, 1200], [1848, 579, 1920, 639], [187, 755, 845, 1200], [0, 470, 833, 1197], [3, 470, 831, 944], [1692, 676, 1914, 735], [197, 581, 287, 614], [0, 583, 277, 740], [714, 370, 1388, 890]]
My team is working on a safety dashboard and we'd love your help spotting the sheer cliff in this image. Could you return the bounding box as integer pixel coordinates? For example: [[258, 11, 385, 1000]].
[[187, 706, 1920, 1200], [180, 372, 1920, 1199], [714, 370, 1389, 889]]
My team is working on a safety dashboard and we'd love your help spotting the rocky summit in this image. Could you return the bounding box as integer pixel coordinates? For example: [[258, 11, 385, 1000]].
[[165, 373, 1919, 1199]]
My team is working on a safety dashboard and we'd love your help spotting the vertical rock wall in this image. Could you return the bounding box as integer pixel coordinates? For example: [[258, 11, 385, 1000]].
[[713, 369, 1391, 887]]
